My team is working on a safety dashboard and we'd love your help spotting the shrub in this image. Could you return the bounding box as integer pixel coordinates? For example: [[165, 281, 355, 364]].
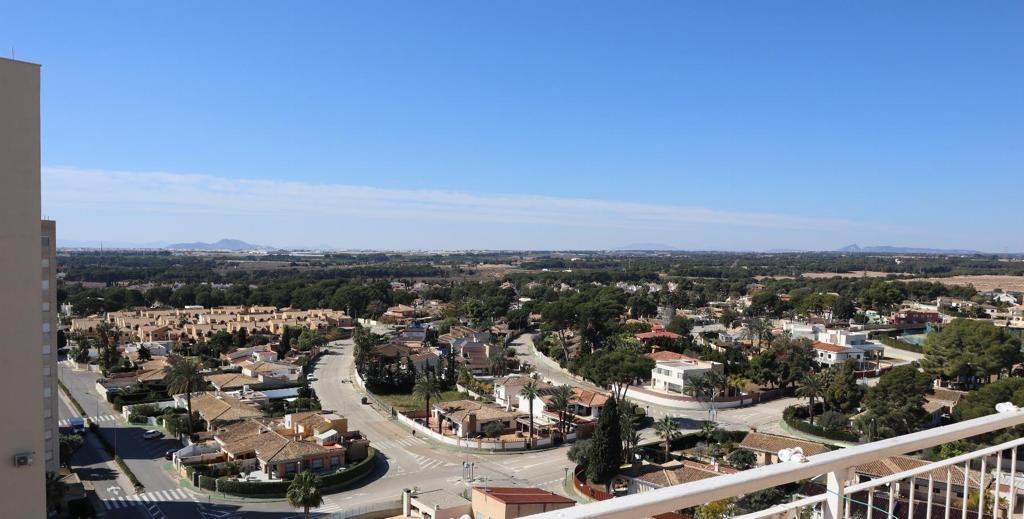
[[483, 421, 504, 438], [817, 411, 849, 432], [726, 448, 757, 471], [783, 406, 859, 442]]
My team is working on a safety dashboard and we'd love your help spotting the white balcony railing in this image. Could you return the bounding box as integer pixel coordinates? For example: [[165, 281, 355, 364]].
[[530, 407, 1024, 519]]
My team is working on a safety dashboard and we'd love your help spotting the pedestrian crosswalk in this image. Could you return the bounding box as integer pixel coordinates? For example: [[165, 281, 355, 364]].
[[411, 453, 455, 471], [318, 496, 343, 514], [101, 488, 191, 509], [59, 414, 119, 427], [374, 435, 428, 450]]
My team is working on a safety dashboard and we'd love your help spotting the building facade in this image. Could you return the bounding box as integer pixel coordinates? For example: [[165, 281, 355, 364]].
[[43, 219, 59, 472], [0, 57, 46, 518]]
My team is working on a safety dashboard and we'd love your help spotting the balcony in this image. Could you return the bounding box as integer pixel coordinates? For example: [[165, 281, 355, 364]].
[[530, 406, 1024, 519]]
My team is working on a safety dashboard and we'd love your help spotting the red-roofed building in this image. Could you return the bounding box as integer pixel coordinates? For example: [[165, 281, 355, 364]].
[[811, 341, 865, 367], [635, 324, 682, 344], [471, 487, 575, 519]]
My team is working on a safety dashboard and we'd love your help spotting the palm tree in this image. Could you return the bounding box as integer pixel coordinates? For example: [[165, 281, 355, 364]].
[[412, 376, 442, 433], [550, 385, 575, 435], [166, 354, 205, 435], [519, 381, 541, 446], [726, 374, 751, 397], [286, 470, 323, 519], [654, 416, 681, 461], [796, 372, 827, 426]]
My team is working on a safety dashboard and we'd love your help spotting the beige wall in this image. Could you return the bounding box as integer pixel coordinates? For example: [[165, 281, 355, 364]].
[[43, 219, 59, 473], [0, 57, 45, 517], [470, 489, 574, 519]]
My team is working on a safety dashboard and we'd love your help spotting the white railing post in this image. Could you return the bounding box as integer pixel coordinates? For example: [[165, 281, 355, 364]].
[[824, 470, 846, 519]]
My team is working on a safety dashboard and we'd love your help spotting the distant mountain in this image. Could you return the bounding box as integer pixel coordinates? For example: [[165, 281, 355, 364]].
[[60, 239, 170, 249], [615, 243, 679, 251], [166, 238, 270, 251], [838, 244, 983, 255]]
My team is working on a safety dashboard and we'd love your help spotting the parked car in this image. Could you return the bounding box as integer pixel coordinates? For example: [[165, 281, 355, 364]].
[[68, 416, 86, 435], [306, 374, 316, 382], [164, 449, 176, 460], [143, 430, 163, 440]]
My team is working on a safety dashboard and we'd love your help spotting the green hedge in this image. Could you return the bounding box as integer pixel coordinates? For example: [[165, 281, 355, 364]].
[[783, 406, 860, 443], [208, 448, 377, 498]]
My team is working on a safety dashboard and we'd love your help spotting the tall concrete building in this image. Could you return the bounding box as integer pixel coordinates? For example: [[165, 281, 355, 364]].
[[43, 219, 59, 473], [0, 57, 46, 517]]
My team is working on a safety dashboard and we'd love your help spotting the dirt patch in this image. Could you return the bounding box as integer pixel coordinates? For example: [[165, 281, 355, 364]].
[[918, 275, 1024, 292]]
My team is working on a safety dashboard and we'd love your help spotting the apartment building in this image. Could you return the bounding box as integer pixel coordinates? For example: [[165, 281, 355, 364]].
[[0, 57, 46, 517], [43, 219, 59, 472]]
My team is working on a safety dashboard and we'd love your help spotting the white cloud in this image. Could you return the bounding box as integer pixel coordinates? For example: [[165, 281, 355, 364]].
[[42, 165, 892, 248]]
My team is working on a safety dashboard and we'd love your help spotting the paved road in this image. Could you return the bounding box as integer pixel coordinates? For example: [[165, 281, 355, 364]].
[[59, 364, 279, 518], [311, 340, 575, 496]]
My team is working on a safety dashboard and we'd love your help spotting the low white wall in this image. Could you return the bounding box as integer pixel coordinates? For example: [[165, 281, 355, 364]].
[[624, 388, 753, 410]]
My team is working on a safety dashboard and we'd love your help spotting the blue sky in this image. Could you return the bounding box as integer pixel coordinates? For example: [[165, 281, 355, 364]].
[[4, 2, 1022, 250]]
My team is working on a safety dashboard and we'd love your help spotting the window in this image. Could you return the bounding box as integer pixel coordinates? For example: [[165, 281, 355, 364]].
[[41, 236, 49, 248], [310, 458, 324, 469], [285, 462, 297, 474], [42, 302, 50, 312], [41, 258, 49, 268], [45, 429, 52, 440], [42, 344, 51, 355], [43, 387, 51, 398], [43, 366, 50, 376], [330, 456, 341, 467], [41, 279, 49, 290], [42, 322, 50, 333]]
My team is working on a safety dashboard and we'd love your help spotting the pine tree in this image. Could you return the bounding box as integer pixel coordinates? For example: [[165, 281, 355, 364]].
[[824, 360, 863, 413], [586, 397, 622, 488]]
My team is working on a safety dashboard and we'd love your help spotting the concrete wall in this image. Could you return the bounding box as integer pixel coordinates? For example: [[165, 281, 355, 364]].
[[0, 57, 45, 518]]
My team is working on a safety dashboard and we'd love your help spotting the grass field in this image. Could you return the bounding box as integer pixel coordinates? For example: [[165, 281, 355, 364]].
[[374, 389, 464, 412]]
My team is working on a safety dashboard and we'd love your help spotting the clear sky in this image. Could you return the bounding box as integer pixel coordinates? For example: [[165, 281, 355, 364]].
[[4, 1, 1022, 251]]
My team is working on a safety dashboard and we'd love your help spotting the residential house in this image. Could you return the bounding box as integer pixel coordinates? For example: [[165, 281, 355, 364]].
[[737, 432, 830, 466], [183, 392, 265, 430], [205, 373, 263, 392], [893, 309, 942, 325], [239, 360, 301, 383], [646, 352, 724, 395], [470, 487, 575, 519], [618, 460, 730, 495], [854, 455, 980, 505], [432, 400, 523, 438], [811, 342, 865, 368]]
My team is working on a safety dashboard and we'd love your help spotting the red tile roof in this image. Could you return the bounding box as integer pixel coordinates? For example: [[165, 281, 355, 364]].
[[646, 351, 700, 362], [812, 341, 854, 353]]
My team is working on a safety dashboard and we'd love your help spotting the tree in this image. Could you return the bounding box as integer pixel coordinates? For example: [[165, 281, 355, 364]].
[[587, 397, 621, 488], [576, 349, 654, 399], [519, 381, 541, 446], [856, 365, 933, 439], [771, 336, 815, 389], [796, 372, 827, 426], [747, 318, 772, 351], [619, 402, 642, 463], [136, 344, 152, 362], [232, 327, 249, 348], [952, 377, 1024, 422], [921, 319, 1022, 387], [45, 472, 66, 515], [824, 360, 863, 413], [550, 385, 575, 435], [59, 434, 84, 467], [296, 328, 327, 352], [695, 500, 733, 519], [412, 376, 443, 433], [166, 355, 205, 435], [666, 316, 694, 337], [727, 448, 756, 470], [747, 351, 780, 388], [831, 296, 857, 320], [286, 470, 324, 519], [654, 416, 680, 461]]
